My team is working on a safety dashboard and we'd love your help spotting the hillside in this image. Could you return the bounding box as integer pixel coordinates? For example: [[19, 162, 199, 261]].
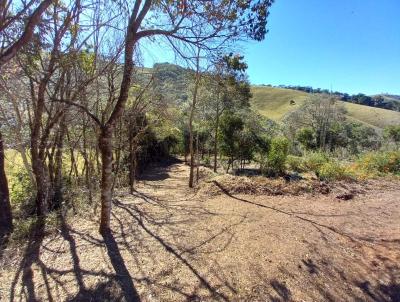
[[251, 86, 400, 129]]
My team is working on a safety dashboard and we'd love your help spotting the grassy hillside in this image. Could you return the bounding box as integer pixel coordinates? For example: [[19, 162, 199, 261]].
[[251, 85, 400, 129]]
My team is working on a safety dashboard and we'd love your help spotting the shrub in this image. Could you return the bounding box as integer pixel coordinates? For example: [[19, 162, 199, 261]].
[[356, 151, 400, 175], [317, 161, 353, 181], [286, 155, 304, 172], [303, 151, 329, 172], [263, 137, 289, 176], [9, 170, 35, 218], [296, 127, 316, 150]]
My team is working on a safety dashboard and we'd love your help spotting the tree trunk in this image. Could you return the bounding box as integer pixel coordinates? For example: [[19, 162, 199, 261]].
[[196, 132, 200, 184], [31, 79, 49, 216], [188, 50, 201, 188], [82, 122, 93, 204], [188, 126, 195, 188], [52, 119, 66, 210], [99, 126, 114, 234], [129, 139, 137, 194], [97, 1, 151, 233], [0, 130, 12, 238], [213, 105, 220, 173]]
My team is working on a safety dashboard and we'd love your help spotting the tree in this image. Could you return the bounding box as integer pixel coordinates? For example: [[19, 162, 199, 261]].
[[219, 112, 244, 172], [0, 0, 53, 238], [285, 95, 346, 151], [209, 53, 251, 172], [95, 0, 274, 233]]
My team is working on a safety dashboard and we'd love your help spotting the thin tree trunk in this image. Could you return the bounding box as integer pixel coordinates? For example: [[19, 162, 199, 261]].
[[31, 81, 48, 216], [52, 118, 66, 210], [188, 126, 195, 187], [0, 130, 12, 238], [98, 0, 152, 233], [213, 104, 220, 172], [99, 126, 113, 233], [188, 78, 200, 187], [196, 131, 199, 184], [129, 138, 137, 194], [188, 50, 201, 188]]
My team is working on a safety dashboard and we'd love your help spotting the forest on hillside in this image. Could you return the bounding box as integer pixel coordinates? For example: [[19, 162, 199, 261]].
[[0, 1, 400, 301]]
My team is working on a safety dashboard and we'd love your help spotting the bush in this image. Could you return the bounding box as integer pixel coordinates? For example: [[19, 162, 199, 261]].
[[317, 161, 353, 181], [263, 137, 289, 176], [296, 127, 316, 150], [303, 151, 329, 172], [9, 170, 35, 218], [286, 155, 304, 172], [356, 151, 400, 175]]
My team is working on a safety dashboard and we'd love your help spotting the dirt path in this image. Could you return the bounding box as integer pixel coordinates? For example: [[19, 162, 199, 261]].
[[1, 160, 400, 301]]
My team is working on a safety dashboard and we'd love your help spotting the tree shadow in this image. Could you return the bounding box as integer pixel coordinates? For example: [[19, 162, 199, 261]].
[[270, 279, 292, 301], [10, 217, 46, 302], [100, 229, 141, 302], [113, 198, 232, 301], [138, 157, 182, 181]]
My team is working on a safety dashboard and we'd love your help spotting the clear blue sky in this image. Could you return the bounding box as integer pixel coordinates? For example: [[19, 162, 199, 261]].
[[243, 0, 400, 95]]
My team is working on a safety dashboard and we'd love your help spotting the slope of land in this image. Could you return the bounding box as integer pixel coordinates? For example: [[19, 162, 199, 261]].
[[1, 160, 399, 302], [251, 86, 400, 128]]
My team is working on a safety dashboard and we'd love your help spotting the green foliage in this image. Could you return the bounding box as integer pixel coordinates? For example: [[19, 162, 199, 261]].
[[219, 112, 244, 160], [356, 151, 400, 175], [302, 151, 330, 171], [262, 137, 289, 176], [296, 127, 316, 150], [286, 155, 304, 172], [318, 161, 352, 181], [343, 122, 381, 154], [384, 125, 400, 145]]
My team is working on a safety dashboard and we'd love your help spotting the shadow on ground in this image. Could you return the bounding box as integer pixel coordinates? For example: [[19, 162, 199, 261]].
[[2, 161, 400, 301]]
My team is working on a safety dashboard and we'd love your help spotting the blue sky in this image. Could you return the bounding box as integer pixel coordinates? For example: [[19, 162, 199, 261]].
[[242, 0, 400, 95], [142, 0, 400, 95]]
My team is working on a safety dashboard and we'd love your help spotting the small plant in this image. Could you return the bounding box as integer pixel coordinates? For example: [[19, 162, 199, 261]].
[[262, 137, 289, 176]]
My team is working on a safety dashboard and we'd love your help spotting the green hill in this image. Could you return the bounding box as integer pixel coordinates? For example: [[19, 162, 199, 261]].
[[251, 86, 400, 129]]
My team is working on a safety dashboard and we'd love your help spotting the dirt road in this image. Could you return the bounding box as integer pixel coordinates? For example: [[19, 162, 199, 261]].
[[1, 160, 399, 301]]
